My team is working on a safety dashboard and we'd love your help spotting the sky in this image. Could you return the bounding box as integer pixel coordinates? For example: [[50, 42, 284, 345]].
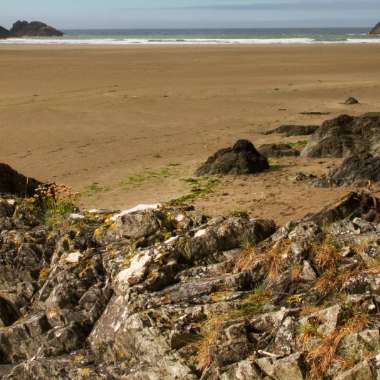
[[2, 0, 379, 29]]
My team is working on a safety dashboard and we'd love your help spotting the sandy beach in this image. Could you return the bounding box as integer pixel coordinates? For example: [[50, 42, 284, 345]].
[[1, 44, 380, 224]]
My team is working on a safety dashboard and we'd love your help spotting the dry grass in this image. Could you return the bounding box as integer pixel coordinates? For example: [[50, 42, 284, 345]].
[[234, 245, 263, 273], [312, 239, 340, 271], [300, 305, 324, 317], [196, 287, 271, 370], [234, 239, 291, 285], [306, 313, 370, 380], [290, 264, 303, 282], [196, 318, 221, 371], [313, 268, 337, 296]]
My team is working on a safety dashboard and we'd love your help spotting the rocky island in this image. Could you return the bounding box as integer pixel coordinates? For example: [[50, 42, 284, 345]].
[[370, 22, 380, 35], [0, 20, 63, 38], [0, 26, 10, 39]]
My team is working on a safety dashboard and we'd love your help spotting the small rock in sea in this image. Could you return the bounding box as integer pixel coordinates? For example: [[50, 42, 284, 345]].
[[344, 97, 359, 105], [195, 139, 269, 176]]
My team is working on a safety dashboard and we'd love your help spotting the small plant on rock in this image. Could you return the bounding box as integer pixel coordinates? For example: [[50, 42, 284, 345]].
[[33, 183, 79, 225]]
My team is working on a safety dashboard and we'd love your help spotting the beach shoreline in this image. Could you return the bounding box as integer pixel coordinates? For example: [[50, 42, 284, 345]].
[[1, 44, 380, 223]]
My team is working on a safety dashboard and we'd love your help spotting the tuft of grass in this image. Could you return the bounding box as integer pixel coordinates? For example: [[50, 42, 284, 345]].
[[169, 176, 222, 205], [234, 240, 291, 285], [306, 314, 370, 380], [288, 140, 308, 150], [83, 182, 110, 196], [197, 318, 220, 371], [297, 319, 322, 348]]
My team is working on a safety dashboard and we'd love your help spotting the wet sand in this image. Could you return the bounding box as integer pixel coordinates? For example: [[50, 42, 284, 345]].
[[1, 44, 380, 224]]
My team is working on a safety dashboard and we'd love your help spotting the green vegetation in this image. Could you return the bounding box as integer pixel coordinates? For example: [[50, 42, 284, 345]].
[[268, 158, 282, 172], [170, 176, 222, 205], [288, 140, 308, 150], [83, 182, 110, 196], [121, 165, 179, 188], [28, 184, 79, 226]]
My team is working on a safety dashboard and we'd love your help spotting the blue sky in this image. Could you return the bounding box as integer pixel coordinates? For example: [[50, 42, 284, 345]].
[[2, 0, 379, 29]]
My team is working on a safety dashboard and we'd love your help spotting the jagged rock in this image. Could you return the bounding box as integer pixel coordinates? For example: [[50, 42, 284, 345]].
[[258, 143, 300, 158], [256, 353, 304, 380], [338, 329, 380, 364], [221, 358, 262, 379], [263, 125, 319, 136], [315, 154, 380, 187], [195, 139, 269, 176], [0, 163, 42, 196], [305, 191, 380, 225], [0, 191, 379, 379], [10, 20, 63, 37], [344, 97, 359, 105], [369, 22, 380, 35], [299, 305, 341, 337], [334, 361, 374, 380], [0, 26, 10, 39], [301, 113, 380, 158]]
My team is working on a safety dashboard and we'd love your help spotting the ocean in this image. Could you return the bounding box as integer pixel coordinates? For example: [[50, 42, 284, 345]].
[[1, 28, 379, 45]]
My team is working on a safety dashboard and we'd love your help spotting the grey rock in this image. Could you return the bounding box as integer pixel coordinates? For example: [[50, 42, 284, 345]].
[[221, 359, 262, 379], [0, 191, 378, 379], [301, 113, 380, 158], [195, 140, 269, 176], [315, 154, 380, 187], [256, 353, 304, 380], [334, 361, 374, 380], [0, 163, 42, 197]]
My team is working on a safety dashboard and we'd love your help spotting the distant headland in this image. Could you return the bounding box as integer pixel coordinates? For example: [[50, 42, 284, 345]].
[[0, 20, 63, 39], [370, 22, 380, 35]]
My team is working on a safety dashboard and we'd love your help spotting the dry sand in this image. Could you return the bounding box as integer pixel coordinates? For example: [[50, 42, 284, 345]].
[[1, 44, 380, 224]]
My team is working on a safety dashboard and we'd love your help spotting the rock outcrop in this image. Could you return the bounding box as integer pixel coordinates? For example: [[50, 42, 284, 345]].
[[0, 26, 10, 39], [9, 20, 63, 37], [301, 113, 380, 158], [0, 163, 42, 196], [0, 187, 380, 378], [258, 143, 300, 157], [195, 139, 269, 176], [369, 22, 380, 35], [264, 125, 319, 137], [315, 154, 380, 187]]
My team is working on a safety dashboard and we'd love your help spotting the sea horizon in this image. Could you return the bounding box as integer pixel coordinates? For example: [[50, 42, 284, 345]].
[[1, 27, 380, 45]]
